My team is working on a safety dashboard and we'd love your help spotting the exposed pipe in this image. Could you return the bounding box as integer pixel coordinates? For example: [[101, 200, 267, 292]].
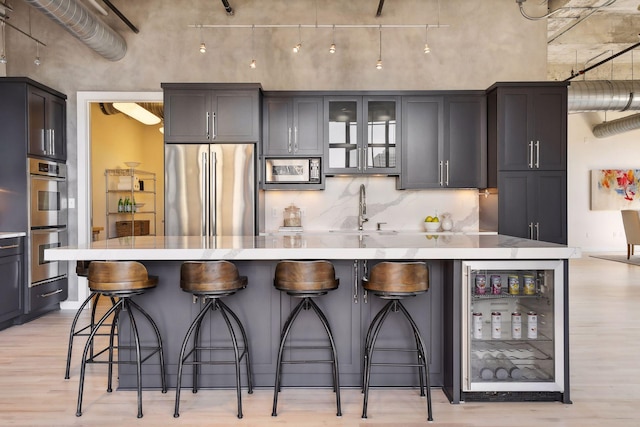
[[565, 41, 640, 81], [376, 0, 384, 17], [593, 113, 640, 138], [23, 0, 126, 61], [568, 81, 639, 112], [221, 0, 234, 16], [101, 0, 139, 33]]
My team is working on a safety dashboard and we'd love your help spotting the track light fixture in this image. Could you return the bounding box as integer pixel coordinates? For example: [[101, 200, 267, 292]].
[[199, 25, 206, 53], [293, 24, 302, 53], [376, 25, 383, 69], [329, 24, 336, 53], [424, 25, 430, 54], [0, 21, 6, 64], [34, 41, 41, 66], [250, 25, 256, 68]]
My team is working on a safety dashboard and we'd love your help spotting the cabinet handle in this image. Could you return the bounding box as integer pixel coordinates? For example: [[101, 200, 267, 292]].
[[0, 244, 19, 250], [445, 160, 450, 186], [528, 222, 534, 239], [353, 260, 359, 304], [40, 288, 63, 298], [40, 129, 46, 154], [528, 141, 534, 169], [50, 129, 56, 156], [438, 160, 444, 186], [294, 127, 298, 153], [205, 112, 210, 139], [535, 140, 540, 169], [357, 148, 362, 171], [535, 222, 540, 240], [363, 260, 369, 304], [212, 111, 217, 140], [363, 146, 367, 171], [288, 127, 292, 153]]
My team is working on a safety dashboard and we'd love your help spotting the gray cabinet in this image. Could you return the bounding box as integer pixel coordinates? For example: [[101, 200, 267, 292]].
[[162, 84, 261, 143], [0, 237, 23, 329], [399, 93, 485, 189], [28, 86, 66, 161], [487, 83, 568, 244], [325, 96, 400, 175], [498, 171, 567, 244], [263, 96, 323, 155]]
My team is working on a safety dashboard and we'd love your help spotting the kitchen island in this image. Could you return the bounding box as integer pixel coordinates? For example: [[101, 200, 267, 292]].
[[45, 233, 579, 404]]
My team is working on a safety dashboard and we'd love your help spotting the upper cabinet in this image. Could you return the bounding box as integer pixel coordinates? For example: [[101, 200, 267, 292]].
[[0, 78, 67, 162], [399, 92, 486, 189], [162, 83, 261, 143], [263, 96, 323, 155], [324, 96, 400, 175], [487, 83, 567, 178]]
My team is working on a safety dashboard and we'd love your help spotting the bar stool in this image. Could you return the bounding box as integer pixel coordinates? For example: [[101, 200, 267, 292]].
[[361, 261, 433, 421], [65, 261, 118, 379], [76, 261, 167, 418], [174, 261, 253, 419], [272, 260, 341, 417]]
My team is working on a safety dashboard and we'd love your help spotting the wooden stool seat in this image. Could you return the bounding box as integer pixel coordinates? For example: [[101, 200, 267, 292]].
[[88, 261, 158, 293], [180, 260, 247, 295], [274, 260, 338, 294], [364, 261, 428, 296]]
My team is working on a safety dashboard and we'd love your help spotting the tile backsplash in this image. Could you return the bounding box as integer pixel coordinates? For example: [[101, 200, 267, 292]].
[[264, 176, 479, 232]]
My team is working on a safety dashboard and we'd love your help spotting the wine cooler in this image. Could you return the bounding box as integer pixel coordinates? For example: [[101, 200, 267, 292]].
[[461, 260, 566, 400]]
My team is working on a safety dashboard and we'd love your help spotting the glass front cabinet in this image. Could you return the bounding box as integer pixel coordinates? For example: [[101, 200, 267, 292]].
[[325, 96, 400, 175], [461, 260, 566, 400]]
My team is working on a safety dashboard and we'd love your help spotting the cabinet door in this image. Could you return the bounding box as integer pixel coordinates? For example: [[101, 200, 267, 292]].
[[533, 171, 567, 244], [498, 90, 530, 171], [497, 172, 532, 240], [292, 97, 323, 155], [444, 95, 486, 188], [263, 97, 293, 155], [325, 97, 360, 174], [164, 90, 211, 143], [48, 95, 66, 161], [399, 96, 443, 189], [27, 87, 48, 157], [364, 97, 400, 174], [213, 90, 260, 142], [0, 250, 22, 324], [532, 90, 566, 171]]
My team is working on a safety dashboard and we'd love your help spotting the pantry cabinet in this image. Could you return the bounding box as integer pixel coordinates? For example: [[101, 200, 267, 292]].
[[0, 236, 23, 330], [263, 96, 323, 155]]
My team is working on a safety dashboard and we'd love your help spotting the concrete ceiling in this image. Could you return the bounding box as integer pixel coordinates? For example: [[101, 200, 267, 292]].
[[545, 0, 640, 72]]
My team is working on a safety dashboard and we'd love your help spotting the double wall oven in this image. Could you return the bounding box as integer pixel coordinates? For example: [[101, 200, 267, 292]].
[[28, 158, 67, 308]]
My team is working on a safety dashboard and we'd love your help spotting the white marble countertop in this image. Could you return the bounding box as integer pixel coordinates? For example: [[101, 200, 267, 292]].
[[44, 233, 581, 261], [0, 232, 26, 239]]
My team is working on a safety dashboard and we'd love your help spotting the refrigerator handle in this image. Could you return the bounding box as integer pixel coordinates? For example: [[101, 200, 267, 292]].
[[211, 151, 217, 236], [202, 151, 208, 236]]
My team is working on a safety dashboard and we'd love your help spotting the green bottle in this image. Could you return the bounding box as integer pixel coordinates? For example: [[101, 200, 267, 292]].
[[117, 197, 124, 213]]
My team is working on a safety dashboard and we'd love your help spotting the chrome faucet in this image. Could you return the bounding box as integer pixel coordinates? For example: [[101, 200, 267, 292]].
[[358, 184, 368, 231]]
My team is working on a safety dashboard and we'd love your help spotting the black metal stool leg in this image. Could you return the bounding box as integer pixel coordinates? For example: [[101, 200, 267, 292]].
[[65, 292, 96, 379], [361, 300, 393, 392], [76, 298, 123, 417], [217, 299, 253, 394], [362, 300, 395, 419], [106, 304, 121, 393], [125, 299, 144, 418], [397, 301, 433, 422], [307, 298, 342, 417], [191, 301, 209, 394], [272, 297, 308, 416], [127, 298, 167, 393], [174, 299, 213, 418], [217, 300, 244, 419]]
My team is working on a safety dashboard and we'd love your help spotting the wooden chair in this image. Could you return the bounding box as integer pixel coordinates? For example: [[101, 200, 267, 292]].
[[621, 210, 640, 259]]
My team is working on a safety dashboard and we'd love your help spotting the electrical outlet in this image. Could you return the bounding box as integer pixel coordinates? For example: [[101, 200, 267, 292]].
[[271, 207, 278, 218], [300, 208, 306, 217]]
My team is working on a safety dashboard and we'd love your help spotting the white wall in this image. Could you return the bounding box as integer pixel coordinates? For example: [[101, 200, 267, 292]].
[[568, 111, 640, 252]]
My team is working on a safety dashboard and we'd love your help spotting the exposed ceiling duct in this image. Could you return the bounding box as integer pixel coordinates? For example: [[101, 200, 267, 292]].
[[99, 102, 164, 121], [568, 80, 640, 138], [23, 0, 127, 61]]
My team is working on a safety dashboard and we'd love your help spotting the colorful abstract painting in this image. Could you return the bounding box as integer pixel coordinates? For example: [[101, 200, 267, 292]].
[[591, 169, 640, 210]]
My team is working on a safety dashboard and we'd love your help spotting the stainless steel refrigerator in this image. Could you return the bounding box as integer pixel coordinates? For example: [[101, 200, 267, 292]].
[[165, 144, 256, 236]]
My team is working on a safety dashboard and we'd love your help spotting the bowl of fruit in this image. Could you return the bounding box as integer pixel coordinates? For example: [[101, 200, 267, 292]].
[[423, 215, 440, 232]]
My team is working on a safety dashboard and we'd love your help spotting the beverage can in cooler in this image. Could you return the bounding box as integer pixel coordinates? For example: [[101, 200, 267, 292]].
[[491, 312, 502, 339], [508, 275, 520, 295], [527, 311, 538, 339], [490, 275, 502, 295], [511, 312, 522, 339], [473, 312, 483, 339], [523, 274, 536, 295], [475, 274, 487, 295]]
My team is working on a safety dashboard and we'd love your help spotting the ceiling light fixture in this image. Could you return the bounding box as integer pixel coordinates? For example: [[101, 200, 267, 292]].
[[376, 25, 383, 70], [34, 41, 41, 66], [112, 102, 162, 125], [293, 24, 302, 53], [0, 21, 6, 64], [329, 24, 336, 53], [249, 25, 256, 68], [199, 25, 206, 53], [423, 25, 430, 54]]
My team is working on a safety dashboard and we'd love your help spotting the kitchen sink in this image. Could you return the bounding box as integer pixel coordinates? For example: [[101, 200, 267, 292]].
[[328, 230, 398, 235]]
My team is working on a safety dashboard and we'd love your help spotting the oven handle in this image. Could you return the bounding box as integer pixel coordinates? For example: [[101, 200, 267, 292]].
[[31, 275, 68, 287], [30, 174, 66, 182]]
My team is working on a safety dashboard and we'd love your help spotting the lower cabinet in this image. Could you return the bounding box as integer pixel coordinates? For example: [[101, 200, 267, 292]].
[[0, 237, 23, 329], [27, 277, 68, 316], [498, 171, 567, 244]]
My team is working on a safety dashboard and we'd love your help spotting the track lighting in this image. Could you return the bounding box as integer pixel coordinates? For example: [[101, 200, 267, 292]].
[[249, 59, 256, 69], [293, 24, 302, 53], [34, 41, 41, 66], [199, 25, 206, 53], [376, 26, 383, 70], [424, 25, 431, 54], [329, 25, 336, 53], [249, 25, 256, 68], [0, 21, 6, 64]]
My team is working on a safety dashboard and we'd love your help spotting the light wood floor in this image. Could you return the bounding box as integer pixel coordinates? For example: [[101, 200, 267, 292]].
[[1, 254, 639, 426]]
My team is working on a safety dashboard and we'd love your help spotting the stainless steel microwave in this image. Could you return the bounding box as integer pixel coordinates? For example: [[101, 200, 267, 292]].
[[265, 157, 321, 184]]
